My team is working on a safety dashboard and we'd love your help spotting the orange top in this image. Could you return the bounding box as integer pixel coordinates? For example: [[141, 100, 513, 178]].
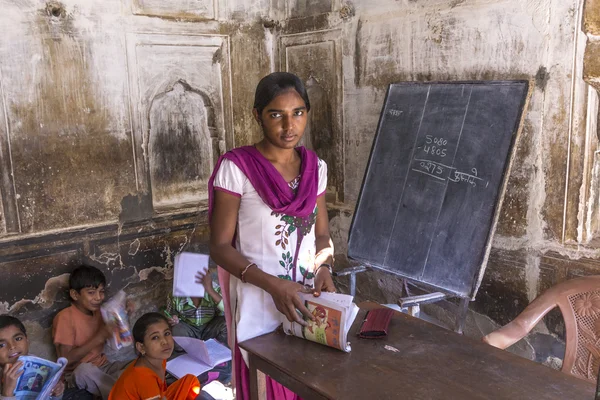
[[109, 359, 200, 400], [52, 305, 107, 370]]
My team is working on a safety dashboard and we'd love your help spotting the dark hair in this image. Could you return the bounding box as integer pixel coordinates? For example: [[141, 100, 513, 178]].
[[132, 312, 169, 344], [0, 315, 27, 336], [253, 72, 310, 115], [69, 265, 106, 292]]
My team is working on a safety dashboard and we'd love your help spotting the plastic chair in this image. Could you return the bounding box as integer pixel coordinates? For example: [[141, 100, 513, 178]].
[[482, 275, 600, 382]]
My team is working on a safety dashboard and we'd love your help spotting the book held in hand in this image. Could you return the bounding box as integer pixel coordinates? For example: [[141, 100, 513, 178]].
[[166, 337, 231, 378], [173, 252, 209, 298], [13, 355, 67, 400], [282, 292, 360, 352]]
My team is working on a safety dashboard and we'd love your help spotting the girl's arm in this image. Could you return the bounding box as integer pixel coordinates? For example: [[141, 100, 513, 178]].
[[209, 190, 314, 325], [313, 195, 336, 296]]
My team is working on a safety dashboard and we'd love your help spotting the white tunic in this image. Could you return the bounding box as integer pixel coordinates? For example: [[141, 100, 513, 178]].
[[213, 157, 328, 344]]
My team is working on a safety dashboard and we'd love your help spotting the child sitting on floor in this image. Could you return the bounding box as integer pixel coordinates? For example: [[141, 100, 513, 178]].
[[0, 315, 64, 400], [109, 312, 200, 400], [53, 265, 133, 400], [165, 268, 228, 346]]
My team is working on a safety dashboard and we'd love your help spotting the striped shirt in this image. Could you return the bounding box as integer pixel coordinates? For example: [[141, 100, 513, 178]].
[[165, 284, 225, 328]]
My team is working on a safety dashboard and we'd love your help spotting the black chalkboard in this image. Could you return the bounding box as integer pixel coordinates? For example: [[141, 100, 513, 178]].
[[347, 81, 528, 299]]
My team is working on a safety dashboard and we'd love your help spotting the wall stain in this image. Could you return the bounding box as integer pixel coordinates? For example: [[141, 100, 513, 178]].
[[535, 66, 549, 90], [9, 7, 136, 232], [354, 18, 363, 87]]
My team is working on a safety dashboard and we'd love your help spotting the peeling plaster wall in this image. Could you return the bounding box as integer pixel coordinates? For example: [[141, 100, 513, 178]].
[[275, 0, 598, 367], [1, 0, 598, 368], [0, 0, 273, 357]]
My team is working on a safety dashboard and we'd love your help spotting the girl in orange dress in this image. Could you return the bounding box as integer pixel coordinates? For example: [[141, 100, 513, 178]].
[[109, 313, 200, 400]]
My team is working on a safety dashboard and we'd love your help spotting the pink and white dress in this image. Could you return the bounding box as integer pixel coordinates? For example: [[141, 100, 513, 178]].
[[212, 157, 328, 349]]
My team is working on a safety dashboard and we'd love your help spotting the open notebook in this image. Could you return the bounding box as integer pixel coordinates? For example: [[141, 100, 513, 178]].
[[167, 337, 231, 379]]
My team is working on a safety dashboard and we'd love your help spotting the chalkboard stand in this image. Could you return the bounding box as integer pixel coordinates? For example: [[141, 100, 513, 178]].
[[343, 80, 530, 335], [336, 264, 470, 333]]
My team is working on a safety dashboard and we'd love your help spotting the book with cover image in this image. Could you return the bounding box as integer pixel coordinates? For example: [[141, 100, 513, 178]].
[[282, 292, 360, 352], [13, 355, 67, 400], [167, 337, 231, 379]]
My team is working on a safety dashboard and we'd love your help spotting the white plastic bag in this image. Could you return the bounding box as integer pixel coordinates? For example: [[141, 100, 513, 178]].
[[100, 290, 133, 350]]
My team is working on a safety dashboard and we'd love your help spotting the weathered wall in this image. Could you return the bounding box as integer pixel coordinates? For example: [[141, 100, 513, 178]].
[[272, 0, 600, 370], [0, 0, 273, 358], [1, 0, 599, 372]]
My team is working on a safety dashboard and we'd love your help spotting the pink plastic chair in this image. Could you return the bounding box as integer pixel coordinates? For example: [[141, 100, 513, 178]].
[[483, 275, 600, 382]]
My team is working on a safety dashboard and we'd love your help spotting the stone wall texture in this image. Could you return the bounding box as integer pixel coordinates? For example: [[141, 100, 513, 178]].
[[0, 0, 598, 368]]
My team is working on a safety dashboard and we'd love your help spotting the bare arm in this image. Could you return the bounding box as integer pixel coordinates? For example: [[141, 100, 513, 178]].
[[55, 326, 111, 368], [209, 190, 314, 324], [312, 195, 336, 295]]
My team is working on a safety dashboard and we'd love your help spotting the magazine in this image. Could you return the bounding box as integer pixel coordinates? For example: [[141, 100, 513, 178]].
[[166, 337, 231, 379], [282, 292, 360, 352], [13, 355, 67, 400], [173, 252, 209, 298]]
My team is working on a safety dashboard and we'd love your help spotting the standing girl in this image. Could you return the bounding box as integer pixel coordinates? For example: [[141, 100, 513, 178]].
[[209, 72, 336, 399]]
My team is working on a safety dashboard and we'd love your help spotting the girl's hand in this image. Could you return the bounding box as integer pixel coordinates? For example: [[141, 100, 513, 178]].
[[51, 379, 65, 396], [313, 266, 336, 297], [2, 361, 24, 396], [266, 279, 315, 326]]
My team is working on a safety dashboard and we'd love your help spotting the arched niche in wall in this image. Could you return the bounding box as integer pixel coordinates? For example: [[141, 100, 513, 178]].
[[126, 33, 234, 212], [147, 80, 217, 209]]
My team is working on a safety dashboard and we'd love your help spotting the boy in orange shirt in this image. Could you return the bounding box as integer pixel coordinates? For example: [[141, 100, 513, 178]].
[[52, 265, 132, 400]]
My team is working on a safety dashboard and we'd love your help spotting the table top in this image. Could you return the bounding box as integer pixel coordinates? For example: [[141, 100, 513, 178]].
[[239, 302, 595, 400]]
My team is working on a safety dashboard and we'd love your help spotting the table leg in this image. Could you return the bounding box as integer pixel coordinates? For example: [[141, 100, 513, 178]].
[[248, 353, 259, 400]]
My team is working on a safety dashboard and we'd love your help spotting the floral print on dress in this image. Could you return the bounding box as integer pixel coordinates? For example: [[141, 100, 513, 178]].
[[272, 207, 318, 282]]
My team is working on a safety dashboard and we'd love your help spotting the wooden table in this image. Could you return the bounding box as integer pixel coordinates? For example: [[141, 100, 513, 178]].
[[239, 302, 595, 399]]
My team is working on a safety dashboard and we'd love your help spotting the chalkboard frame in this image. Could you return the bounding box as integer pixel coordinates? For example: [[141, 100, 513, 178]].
[[347, 80, 530, 300]]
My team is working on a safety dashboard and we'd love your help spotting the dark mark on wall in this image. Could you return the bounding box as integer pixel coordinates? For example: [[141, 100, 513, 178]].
[[354, 18, 363, 87], [535, 66, 549, 90], [339, 3, 355, 20], [119, 193, 153, 223]]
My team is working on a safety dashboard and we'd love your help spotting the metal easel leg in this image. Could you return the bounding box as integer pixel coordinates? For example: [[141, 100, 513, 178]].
[[333, 266, 369, 297], [455, 297, 470, 334], [349, 272, 357, 297]]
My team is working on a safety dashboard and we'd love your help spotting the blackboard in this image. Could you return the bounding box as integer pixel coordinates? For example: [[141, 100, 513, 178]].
[[347, 81, 529, 299]]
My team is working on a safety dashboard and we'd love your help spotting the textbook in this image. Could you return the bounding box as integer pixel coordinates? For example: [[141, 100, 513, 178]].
[[173, 252, 209, 298], [13, 355, 67, 400], [166, 337, 231, 378], [282, 292, 360, 352]]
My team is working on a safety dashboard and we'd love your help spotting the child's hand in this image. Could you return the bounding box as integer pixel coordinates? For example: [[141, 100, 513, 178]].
[[195, 270, 213, 292], [125, 299, 136, 316], [51, 379, 65, 396], [2, 361, 24, 396], [167, 315, 180, 326]]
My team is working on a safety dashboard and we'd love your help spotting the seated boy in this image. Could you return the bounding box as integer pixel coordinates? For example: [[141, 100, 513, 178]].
[[53, 265, 132, 400], [0, 315, 64, 400], [165, 268, 228, 346]]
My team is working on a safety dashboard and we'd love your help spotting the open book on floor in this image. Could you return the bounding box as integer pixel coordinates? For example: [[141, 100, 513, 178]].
[[167, 337, 231, 379], [282, 292, 360, 352], [14, 355, 67, 400]]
